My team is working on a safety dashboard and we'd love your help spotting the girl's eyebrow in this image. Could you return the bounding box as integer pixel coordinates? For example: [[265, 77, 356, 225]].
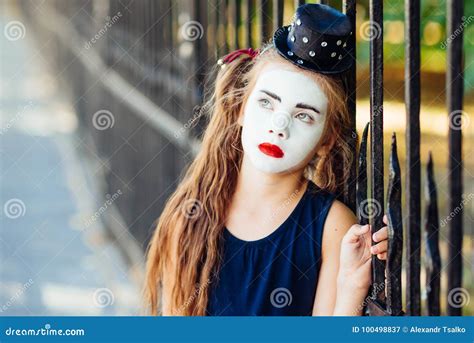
[[259, 89, 321, 114], [260, 89, 282, 102]]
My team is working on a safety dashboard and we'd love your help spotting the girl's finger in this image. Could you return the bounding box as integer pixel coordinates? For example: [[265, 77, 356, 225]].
[[383, 214, 388, 225], [370, 240, 388, 254], [372, 226, 388, 242], [377, 252, 387, 260], [345, 224, 370, 243]]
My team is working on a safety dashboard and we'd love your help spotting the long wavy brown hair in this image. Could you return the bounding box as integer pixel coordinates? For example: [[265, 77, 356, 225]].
[[142, 42, 354, 316]]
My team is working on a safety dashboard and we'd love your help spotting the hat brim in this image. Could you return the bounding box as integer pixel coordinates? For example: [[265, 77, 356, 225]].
[[273, 25, 354, 75]]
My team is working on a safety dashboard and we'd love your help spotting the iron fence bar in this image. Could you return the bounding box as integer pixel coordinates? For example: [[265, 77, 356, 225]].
[[259, 0, 272, 44], [246, 0, 253, 47], [386, 133, 403, 316], [215, 0, 222, 56], [369, 0, 386, 304], [219, 0, 229, 54], [343, 0, 357, 214], [404, 0, 421, 316], [234, 0, 241, 48], [357, 123, 370, 226], [137, 1, 144, 90], [425, 152, 441, 316], [446, 0, 464, 317], [358, 122, 370, 316], [195, 0, 210, 104], [273, 0, 284, 31], [228, 0, 236, 50], [208, 1, 218, 60]]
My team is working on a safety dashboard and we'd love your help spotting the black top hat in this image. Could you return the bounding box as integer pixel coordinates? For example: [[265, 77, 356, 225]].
[[273, 3, 354, 75]]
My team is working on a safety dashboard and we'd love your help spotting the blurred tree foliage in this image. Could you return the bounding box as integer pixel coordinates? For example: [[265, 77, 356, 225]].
[[353, 0, 473, 93], [249, 0, 472, 92]]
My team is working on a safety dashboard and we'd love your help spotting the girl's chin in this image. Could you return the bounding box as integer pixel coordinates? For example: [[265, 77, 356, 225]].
[[243, 148, 306, 175], [249, 158, 304, 175]]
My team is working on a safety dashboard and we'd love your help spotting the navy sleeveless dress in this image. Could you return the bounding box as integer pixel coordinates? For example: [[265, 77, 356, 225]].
[[206, 180, 337, 316]]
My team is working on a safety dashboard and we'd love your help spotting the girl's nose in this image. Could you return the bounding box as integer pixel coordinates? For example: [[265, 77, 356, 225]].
[[268, 129, 288, 140], [270, 111, 291, 140]]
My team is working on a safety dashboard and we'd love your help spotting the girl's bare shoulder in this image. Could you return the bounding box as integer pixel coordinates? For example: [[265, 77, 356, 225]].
[[326, 199, 357, 229], [322, 199, 358, 254]]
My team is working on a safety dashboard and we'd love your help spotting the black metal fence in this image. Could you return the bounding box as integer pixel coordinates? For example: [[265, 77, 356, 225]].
[[18, 0, 466, 316]]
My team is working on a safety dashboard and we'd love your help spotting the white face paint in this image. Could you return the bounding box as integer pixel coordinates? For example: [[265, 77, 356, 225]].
[[240, 64, 329, 174]]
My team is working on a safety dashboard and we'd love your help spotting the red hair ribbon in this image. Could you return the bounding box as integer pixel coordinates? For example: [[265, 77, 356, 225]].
[[218, 47, 260, 66]]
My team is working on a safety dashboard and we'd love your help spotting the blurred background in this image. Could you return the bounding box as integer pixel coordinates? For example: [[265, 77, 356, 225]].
[[0, 0, 472, 316]]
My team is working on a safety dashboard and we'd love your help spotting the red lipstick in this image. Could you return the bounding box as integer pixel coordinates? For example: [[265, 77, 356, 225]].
[[258, 142, 284, 158]]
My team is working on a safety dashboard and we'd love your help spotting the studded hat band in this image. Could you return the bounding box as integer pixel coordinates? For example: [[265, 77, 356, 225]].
[[286, 23, 350, 67]]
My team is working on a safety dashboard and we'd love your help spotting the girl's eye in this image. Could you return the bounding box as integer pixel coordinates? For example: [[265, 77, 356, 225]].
[[258, 98, 272, 109], [295, 112, 314, 123]]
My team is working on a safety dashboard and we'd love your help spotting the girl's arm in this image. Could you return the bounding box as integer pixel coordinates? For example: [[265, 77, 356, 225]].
[[312, 200, 389, 316], [332, 274, 368, 316], [312, 200, 358, 315]]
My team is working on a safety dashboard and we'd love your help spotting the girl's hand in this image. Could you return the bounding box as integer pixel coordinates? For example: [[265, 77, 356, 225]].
[[337, 215, 389, 291]]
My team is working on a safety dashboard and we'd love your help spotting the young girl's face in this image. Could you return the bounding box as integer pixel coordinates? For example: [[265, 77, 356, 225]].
[[239, 63, 329, 174]]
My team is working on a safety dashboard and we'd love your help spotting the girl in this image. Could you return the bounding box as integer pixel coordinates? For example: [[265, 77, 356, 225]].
[[143, 3, 389, 316]]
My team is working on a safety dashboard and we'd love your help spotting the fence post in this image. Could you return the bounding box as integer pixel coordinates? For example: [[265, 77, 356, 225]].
[[425, 152, 441, 316], [446, 0, 465, 317], [386, 133, 403, 316], [357, 123, 370, 226], [343, 0, 357, 214], [258, 0, 272, 45], [368, 0, 386, 305], [404, 0, 422, 316]]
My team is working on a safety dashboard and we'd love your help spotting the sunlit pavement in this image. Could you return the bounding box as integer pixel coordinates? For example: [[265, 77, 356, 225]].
[[0, 3, 141, 315]]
